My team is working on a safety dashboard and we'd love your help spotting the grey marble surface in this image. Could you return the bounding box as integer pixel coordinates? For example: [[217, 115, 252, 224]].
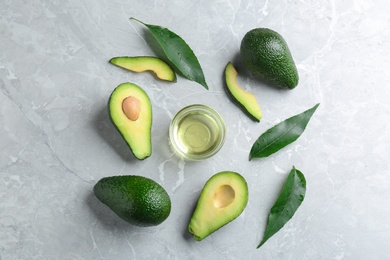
[[1, 1, 390, 259]]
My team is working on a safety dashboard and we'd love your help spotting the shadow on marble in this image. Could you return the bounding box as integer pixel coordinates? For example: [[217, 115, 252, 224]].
[[181, 191, 201, 242], [85, 190, 135, 232], [91, 104, 140, 163]]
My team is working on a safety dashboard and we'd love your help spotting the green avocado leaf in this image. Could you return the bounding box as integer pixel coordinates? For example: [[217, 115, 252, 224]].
[[257, 166, 306, 248], [130, 18, 208, 90], [249, 103, 319, 160]]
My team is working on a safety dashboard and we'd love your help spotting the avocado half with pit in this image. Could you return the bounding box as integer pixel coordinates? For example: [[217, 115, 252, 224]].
[[188, 171, 248, 241], [225, 62, 262, 122], [109, 82, 152, 160], [109, 56, 176, 82]]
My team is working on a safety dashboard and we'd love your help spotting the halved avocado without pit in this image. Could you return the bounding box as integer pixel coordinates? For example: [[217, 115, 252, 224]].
[[225, 62, 262, 122], [109, 82, 152, 160], [109, 56, 176, 82], [188, 171, 248, 241]]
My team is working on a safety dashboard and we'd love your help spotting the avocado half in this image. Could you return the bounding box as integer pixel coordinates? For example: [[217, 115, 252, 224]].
[[109, 82, 152, 160], [188, 171, 248, 241], [225, 62, 262, 122], [109, 56, 176, 82]]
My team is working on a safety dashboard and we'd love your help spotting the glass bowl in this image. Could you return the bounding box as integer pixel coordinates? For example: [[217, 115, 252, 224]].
[[169, 104, 226, 161]]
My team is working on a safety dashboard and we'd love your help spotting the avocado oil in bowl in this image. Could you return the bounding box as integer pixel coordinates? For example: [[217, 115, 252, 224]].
[[169, 104, 226, 161]]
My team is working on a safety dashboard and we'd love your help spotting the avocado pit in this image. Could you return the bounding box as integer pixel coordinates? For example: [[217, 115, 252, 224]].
[[122, 96, 140, 121], [214, 185, 235, 208]]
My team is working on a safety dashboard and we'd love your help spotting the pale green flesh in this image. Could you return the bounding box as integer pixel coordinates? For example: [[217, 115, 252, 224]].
[[225, 62, 262, 122], [188, 171, 248, 240], [109, 83, 152, 160], [110, 56, 176, 82]]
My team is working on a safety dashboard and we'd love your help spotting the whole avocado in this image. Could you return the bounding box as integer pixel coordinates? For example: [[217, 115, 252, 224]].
[[240, 28, 299, 89], [93, 175, 171, 226]]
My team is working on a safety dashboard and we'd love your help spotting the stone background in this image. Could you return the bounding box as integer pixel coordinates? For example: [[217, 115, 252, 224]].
[[1, 0, 390, 259]]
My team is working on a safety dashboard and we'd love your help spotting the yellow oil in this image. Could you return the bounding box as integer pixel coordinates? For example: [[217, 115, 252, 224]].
[[173, 111, 221, 156]]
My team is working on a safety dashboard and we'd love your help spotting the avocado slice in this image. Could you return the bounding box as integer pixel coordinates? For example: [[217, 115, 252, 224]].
[[188, 171, 248, 240], [109, 56, 176, 82], [225, 62, 262, 122], [109, 82, 152, 160], [93, 175, 171, 226]]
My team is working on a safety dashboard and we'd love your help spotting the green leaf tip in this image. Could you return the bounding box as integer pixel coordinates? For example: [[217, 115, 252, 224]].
[[129, 17, 137, 21], [249, 103, 320, 160], [257, 166, 307, 249], [129, 17, 209, 90]]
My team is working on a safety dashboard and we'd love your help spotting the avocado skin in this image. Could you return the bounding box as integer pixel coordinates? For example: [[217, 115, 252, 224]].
[[225, 88, 260, 122], [188, 171, 248, 240], [240, 28, 299, 89], [93, 175, 171, 226], [224, 62, 262, 122]]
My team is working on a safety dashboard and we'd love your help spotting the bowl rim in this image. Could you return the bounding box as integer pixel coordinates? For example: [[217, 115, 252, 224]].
[[169, 104, 226, 161]]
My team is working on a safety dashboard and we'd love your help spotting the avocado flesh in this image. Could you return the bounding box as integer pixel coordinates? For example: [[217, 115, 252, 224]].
[[240, 28, 298, 89], [188, 171, 248, 240], [225, 62, 262, 122], [93, 175, 171, 226], [110, 56, 176, 82], [109, 83, 152, 160]]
